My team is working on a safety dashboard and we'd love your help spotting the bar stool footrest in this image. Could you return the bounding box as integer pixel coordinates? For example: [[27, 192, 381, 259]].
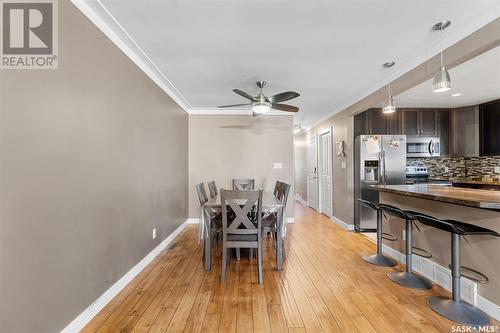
[[381, 232, 397, 242], [388, 271, 433, 290], [427, 296, 491, 326], [446, 264, 489, 284], [362, 253, 398, 267], [412, 246, 432, 259]]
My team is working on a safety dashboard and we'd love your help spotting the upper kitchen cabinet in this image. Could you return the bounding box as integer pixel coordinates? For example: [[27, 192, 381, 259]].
[[451, 106, 479, 157], [401, 109, 438, 136], [437, 108, 451, 156], [479, 98, 500, 156], [354, 108, 400, 136]]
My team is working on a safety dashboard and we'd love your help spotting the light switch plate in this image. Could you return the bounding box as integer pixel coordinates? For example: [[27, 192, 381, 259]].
[[341, 162, 347, 169], [273, 162, 282, 169]]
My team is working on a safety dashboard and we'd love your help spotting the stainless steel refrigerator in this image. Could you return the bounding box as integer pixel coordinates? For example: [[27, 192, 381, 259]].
[[354, 135, 406, 231]]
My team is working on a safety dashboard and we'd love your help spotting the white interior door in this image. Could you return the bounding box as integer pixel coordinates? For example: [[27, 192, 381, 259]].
[[307, 136, 318, 210], [319, 132, 332, 217]]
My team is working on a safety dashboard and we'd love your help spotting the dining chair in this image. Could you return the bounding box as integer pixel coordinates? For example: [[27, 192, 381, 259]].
[[220, 189, 263, 284], [232, 178, 255, 191], [195, 182, 208, 206], [208, 181, 218, 198], [262, 181, 291, 257], [196, 183, 221, 263]]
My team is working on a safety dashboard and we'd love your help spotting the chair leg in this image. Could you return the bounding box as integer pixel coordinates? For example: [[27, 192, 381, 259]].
[[249, 248, 253, 260], [236, 248, 241, 261], [221, 244, 227, 283], [388, 218, 432, 290], [282, 241, 286, 260], [427, 233, 491, 326], [258, 244, 263, 285]]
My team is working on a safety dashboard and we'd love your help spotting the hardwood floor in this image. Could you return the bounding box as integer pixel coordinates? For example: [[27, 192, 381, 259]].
[[83, 202, 491, 332]]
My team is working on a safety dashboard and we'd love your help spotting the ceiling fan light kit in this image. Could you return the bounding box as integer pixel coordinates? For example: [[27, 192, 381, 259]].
[[252, 101, 271, 114]]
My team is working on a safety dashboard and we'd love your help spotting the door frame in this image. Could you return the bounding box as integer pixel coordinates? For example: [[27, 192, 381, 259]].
[[306, 135, 319, 211], [318, 127, 333, 217]]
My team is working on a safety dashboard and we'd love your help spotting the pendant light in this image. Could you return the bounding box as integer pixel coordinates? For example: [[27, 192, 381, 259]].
[[383, 83, 396, 114], [432, 21, 452, 93]]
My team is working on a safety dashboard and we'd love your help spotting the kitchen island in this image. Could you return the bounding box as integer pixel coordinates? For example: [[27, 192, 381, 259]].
[[375, 184, 500, 210], [372, 184, 500, 312]]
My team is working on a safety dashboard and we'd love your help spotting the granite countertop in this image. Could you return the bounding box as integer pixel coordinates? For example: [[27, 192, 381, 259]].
[[430, 177, 500, 185], [373, 184, 500, 210]]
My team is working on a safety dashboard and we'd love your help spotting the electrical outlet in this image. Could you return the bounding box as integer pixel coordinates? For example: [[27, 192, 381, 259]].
[[152, 228, 157, 240], [495, 166, 500, 174]]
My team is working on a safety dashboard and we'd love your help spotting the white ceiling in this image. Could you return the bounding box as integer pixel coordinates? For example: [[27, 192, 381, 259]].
[[393, 45, 500, 108], [76, 0, 500, 128]]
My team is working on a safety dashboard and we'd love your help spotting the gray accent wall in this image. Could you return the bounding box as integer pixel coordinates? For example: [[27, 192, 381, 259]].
[[188, 115, 294, 218], [0, 1, 188, 332]]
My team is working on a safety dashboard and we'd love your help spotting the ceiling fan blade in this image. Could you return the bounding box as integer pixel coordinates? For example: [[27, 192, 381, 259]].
[[218, 103, 250, 108], [233, 89, 257, 101], [267, 91, 300, 103], [271, 103, 299, 112]]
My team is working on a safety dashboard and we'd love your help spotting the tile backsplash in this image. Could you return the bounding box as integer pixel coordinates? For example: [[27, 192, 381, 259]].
[[408, 156, 500, 180]]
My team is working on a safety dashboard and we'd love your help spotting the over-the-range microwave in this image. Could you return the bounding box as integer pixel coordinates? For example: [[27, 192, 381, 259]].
[[406, 137, 440, 157]]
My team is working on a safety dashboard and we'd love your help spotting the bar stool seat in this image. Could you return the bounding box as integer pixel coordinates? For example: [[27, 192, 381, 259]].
[[358, 199, 397, 267], [414, 214, 499, 326], [379, 204, 433, 290]]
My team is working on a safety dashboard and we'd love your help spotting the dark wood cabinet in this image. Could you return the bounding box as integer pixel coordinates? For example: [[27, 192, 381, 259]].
[[401, 109, 438, 136], [354, 111, 368, 138], [386, 111, 400, 134], [421, 110, 438, 136], [368, 108, 387, 134], [451, 106, 479, 157], [480, 99, 500, 156], [354, 108, 401, 136], [402, 109, 420, 135], [437, 109, 451, 156]]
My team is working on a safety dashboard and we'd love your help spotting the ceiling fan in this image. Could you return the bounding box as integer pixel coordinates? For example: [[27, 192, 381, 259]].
[[218, 80, 300, 117]]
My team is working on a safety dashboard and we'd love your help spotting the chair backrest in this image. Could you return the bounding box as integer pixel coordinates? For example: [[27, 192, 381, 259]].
[[221, 189, 262, 235], [208, 181, 217, 198], [276, 182, 291, 208], [273, 181, 283, 197], [195, 182, 208, 207], [232, 178, 255, 191]]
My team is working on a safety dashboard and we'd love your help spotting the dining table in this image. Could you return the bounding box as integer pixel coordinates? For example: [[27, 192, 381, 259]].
[[200, 191, 286, 272]]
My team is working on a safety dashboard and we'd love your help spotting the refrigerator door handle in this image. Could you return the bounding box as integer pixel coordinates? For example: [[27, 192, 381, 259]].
[[380, 150, 386, 185]]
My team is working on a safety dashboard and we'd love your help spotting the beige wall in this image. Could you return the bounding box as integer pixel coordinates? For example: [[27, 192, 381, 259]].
[[296, 112, 354, 224], [189, 115, 294, 218], [293, 137, 307, 200], [0, 1, 188, 332], [380, 192, 500, 305]]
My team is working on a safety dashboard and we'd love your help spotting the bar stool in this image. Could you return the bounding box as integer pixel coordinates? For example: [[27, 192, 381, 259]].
[[414, 214, 499, 326], [358, 199, 397, 267], [379, 204, 433, 290]]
